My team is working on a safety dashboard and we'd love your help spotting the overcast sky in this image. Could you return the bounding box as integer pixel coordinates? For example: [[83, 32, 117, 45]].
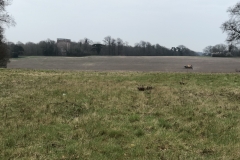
[[4, 0, 239, 52]]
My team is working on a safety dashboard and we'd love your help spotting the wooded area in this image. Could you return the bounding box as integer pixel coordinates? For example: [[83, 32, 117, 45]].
[[8, 36, 240, 58], [7, 37, 199, 57]]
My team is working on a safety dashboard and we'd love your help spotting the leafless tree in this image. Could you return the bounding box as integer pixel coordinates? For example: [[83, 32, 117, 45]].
[[116, 38, 123, 55], [221, 2, 240, 44], [203, 46, 213, 56], [0, 0, 15, 25], [0, 0, 15, 67], [103, 36, 112, 55]]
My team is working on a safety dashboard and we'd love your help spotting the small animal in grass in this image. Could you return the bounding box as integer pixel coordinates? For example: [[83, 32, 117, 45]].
[[179, 81, 186, 85], [137, 86, 153, 91], [137, 86, 145, 91], [184, 64, 193, 69], [146, 86, 153, 90]]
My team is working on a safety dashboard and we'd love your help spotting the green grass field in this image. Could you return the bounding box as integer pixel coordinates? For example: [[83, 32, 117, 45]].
[[0, 69, 240, 159]]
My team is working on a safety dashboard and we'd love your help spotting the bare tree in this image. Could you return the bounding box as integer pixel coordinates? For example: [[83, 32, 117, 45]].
[[211, 44, 228, 53], [0, 0, 15, 67], [203, 46, 213, 56], [221, 2, 240, 43], [0, 0, 15, 24], [79, 38, 93, 54], [103, 36, 112, 55], [116, 38, 123, 55], [110, 38, 116, 55]]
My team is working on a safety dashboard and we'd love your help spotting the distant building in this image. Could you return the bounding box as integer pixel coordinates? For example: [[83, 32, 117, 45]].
[[57, 38, 71, 56]]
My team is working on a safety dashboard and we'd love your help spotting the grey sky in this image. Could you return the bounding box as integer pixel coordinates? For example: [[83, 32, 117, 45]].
[[4, 0, 238, 52]]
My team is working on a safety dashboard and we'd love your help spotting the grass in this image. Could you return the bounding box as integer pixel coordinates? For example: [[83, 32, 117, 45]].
[[0, 69, 240, 159]]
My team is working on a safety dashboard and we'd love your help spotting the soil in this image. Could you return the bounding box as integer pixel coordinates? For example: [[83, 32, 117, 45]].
[[7, 56, 240, 73]]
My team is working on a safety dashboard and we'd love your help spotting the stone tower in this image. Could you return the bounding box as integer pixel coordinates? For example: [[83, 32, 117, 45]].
[[57, 38, 71, 56]]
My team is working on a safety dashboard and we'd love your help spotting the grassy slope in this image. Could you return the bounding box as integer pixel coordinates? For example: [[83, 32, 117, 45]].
[[0, 69, 240, 159]]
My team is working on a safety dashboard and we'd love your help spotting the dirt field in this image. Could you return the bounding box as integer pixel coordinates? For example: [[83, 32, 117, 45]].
[[7, 56, 240, 73]]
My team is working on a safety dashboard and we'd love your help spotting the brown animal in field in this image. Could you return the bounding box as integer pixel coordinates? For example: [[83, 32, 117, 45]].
[[137, 86, 145, 91], [137, 86, 153, 91], [179, 82, 186, 85], [184, 64, 193, 69]]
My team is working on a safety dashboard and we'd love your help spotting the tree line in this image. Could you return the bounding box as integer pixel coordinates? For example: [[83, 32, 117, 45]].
[[8, 37, 199, 58], [203, 43, 240, 57]]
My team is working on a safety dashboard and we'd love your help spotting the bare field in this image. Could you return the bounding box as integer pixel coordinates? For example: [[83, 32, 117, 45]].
[[8, 56, 240, 73]]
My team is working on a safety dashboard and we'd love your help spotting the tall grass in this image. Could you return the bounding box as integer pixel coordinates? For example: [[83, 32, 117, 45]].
[[0, 69, 240, 159]]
